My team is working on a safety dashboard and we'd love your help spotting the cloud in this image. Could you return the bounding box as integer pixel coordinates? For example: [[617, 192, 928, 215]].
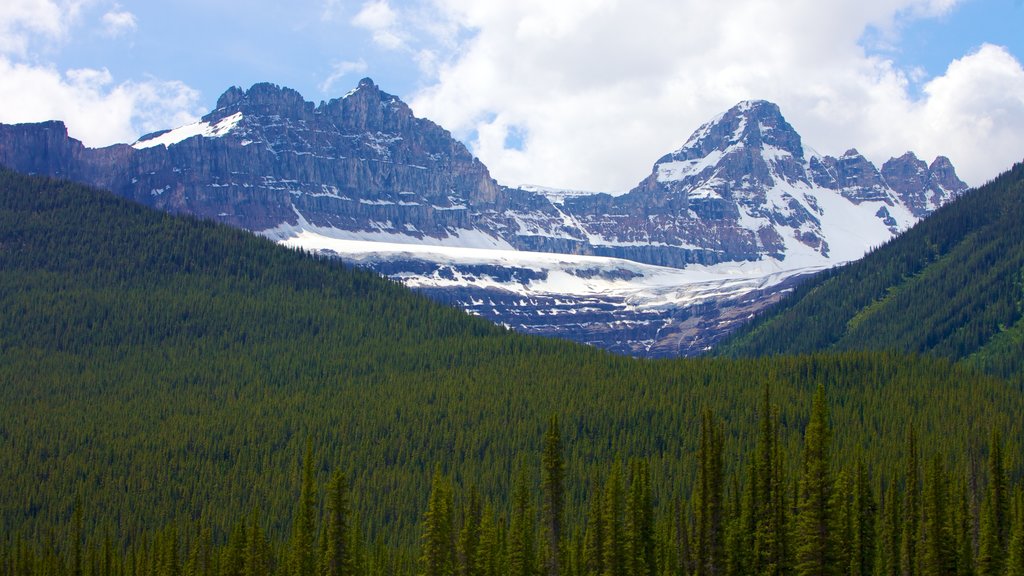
[[352, 0, 406, 50], [0, 0, 82, 56], [100, 7, 136, 37], [406, 0, 1024, 191], [319, 59, 369, 93], [0, 56, 202, 146]]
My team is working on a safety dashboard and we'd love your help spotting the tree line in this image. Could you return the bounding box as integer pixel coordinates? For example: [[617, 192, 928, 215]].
[[4, 384, 1022, 576]]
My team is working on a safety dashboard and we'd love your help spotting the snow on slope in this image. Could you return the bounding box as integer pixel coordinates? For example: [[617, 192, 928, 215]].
[[133, 112, 244, 149], [270, 226, 826, 311]]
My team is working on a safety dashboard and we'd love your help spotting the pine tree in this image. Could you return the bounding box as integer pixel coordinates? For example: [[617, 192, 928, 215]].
[[603, 462, 627, 576], [849, 458, 876, 576], [323, 470, 353, 576], [920, 455, 955, 576], [752, 382, 787, 576], [221, 521, 246, 576], [243, 508, 270, 576], [420, 469, 456, 576], [459, 485, 483, 576], [978, 430, 1008, 576], [509, 466, 538, 576], [476, 503, 502, 576], [291, 441, 318, 576], [542, 416, 566, 576], [695, 410, 725, 576], [1007, 490, 1024, 576], [954, 482, 974, 576], [901, 428, 920, 576], [583, 478, 606, 576], [829, 469, 852, 575], [626, 460, 654, 576], [794, 384, 836, 576], [876, 483, 900, 576]]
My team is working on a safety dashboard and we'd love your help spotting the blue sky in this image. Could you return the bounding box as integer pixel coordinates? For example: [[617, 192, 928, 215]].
[[1, 0, 1023, 190]]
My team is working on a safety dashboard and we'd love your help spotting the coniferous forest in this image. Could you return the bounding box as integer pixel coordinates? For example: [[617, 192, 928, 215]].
[[718, 162, 1024, 381], [1, 167, 1023, 575]]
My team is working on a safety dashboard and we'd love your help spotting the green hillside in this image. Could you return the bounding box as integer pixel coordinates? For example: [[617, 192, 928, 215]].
[[717, 162, 1024, 378], [1, 168, 1022, 575]]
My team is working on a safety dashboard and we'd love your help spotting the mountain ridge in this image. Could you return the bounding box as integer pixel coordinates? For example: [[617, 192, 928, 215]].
[[716, 161, 1024, 377], [0, 78, 970, 355]]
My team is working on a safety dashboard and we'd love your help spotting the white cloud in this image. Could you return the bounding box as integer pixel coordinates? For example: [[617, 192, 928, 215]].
[[100, 7, 136, 37], [319, 59, 369, 94], [0, 56, 202, 146], [352, 0, 406, 50], [0, 0, 82, 56], [406, 0, 1024, 191]]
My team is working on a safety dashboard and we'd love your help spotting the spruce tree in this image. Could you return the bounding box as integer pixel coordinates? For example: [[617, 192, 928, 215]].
[[542, 416, 566, 576], [459, 485, 483, 576], [978, 430, 1008, 576], [1007, 490, 1024, 576], [420, 469, 456, 576], [849, 458, 876, 576], [603, 462, 627, 576], [243, 507, 270, 576], [626, 460, 654, 576], [920, 455, 955, 576], [794, 384, 836, 576], [476, 503, 502, 576], [695, 410, 724, 576], [291, 442, 318, 576], [323, 470, 353, 576], [509, 466, 538, 576], [753, 381, 786, 576], [901, 428, 920, 576], [583, 479, 606, 576]]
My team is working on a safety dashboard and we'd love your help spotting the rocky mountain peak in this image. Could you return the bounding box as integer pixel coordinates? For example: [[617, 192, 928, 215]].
[[206, 82, 314, 123], [882, 152, 967, 217]]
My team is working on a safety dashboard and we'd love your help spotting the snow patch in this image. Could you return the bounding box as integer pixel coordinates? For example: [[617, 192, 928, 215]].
[[133, 112, 244, 149]]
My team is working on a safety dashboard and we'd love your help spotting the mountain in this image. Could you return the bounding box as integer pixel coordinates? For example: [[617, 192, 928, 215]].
[[717, 161, 1024, 379], [1, 167, 1019, 561], [0, 81, 968, 355]]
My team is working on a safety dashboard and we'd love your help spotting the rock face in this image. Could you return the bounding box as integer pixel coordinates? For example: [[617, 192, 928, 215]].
[[0, 81, 971, 356]]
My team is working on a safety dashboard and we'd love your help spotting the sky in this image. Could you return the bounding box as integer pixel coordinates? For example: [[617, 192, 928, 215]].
[[1, 0, 1022, 192]]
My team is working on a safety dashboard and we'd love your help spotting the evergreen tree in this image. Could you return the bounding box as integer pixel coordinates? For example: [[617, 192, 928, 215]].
[[459, 485, 483, 576], [695, 410, 725, 576], [509, 466, 538, 576], [901, 428, 920, 576], [420, 470, 456, 576], [954, 482, 974, 576], [794, 384, 836, 576], [920, 455, 955, 576], [978, 430, 1009, 576], [753, 382, 787, 576], [603, 462, 627, 576], [625, 460, 654, 576], [221, 522, 246, 576], [292, 442, 319, 576], [475, 503, 503, 576], [583, 479, 606, 576], [243, 508, 270, 576], [542, 416, 566, 576], [849, 458, 876, 576], [323, 470, 353, 576], [1007, 490, 1024, 576]]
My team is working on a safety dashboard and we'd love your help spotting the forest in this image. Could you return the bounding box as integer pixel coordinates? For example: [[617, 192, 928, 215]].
[[0, 167, 1022, 575], [718, 162, 1024, 381]]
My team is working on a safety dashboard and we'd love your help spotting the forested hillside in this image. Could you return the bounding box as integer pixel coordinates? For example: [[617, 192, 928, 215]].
[[717, 162, 1024, 379], [1, 168, 1022, 575]]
